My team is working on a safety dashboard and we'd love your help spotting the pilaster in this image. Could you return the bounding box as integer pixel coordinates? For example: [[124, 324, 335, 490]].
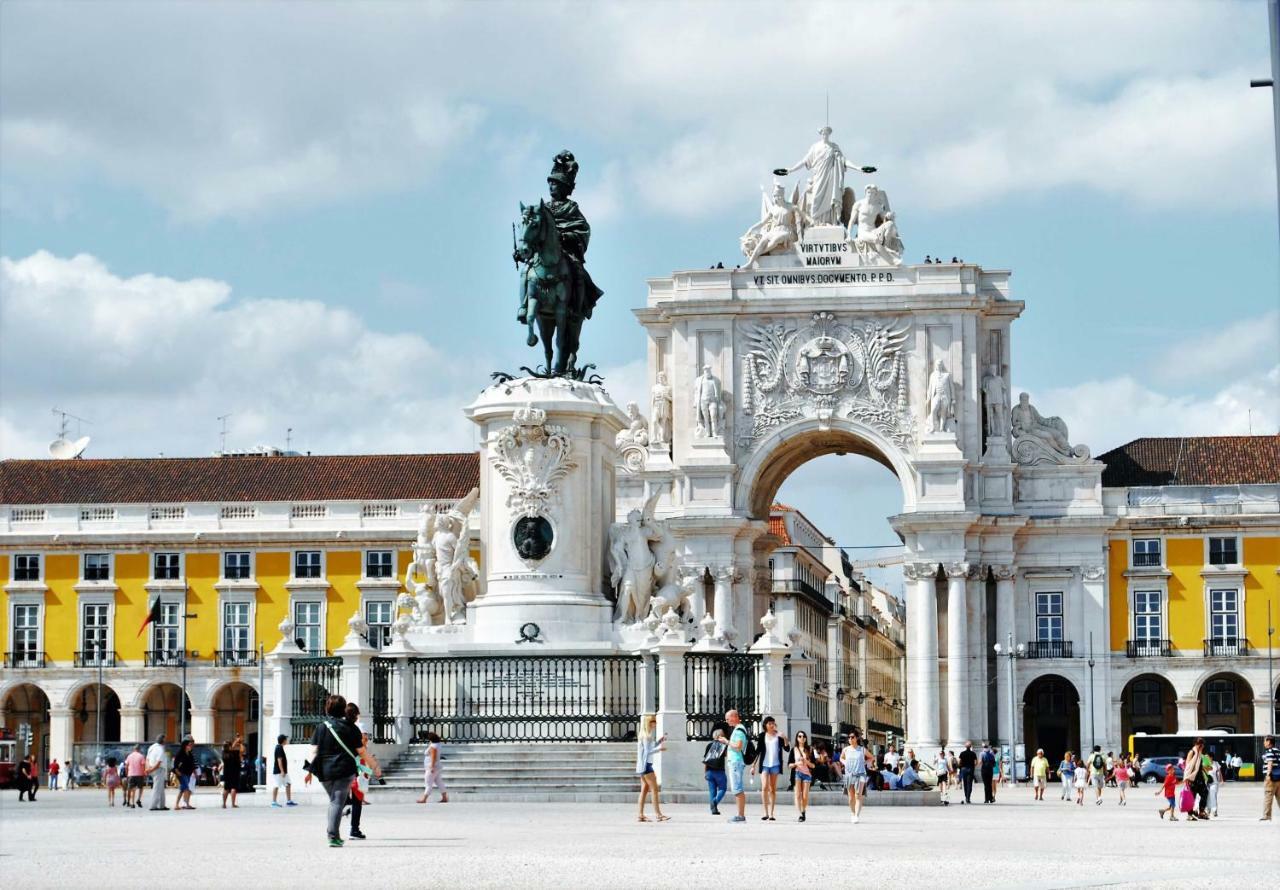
[[48, 707, 74, 767], [904, 561, 940, 747], [188, 707, 215, 744], [993, 564, 1015, 747], [945, 562, 970, 747], [119, 706, 145, 743]]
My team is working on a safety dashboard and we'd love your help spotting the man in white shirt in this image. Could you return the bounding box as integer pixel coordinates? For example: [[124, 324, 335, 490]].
[[146, 734, 170, 811], [884, 746, 900, 772]]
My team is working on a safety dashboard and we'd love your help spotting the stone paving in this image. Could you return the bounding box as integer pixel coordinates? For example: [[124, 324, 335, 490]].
[[1, 784, 1276, 889]]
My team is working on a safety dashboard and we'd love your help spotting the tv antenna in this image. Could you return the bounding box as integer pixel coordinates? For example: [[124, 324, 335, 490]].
[[286, 427, 293, 452], [49, 408, 92, 459], [217, 413, 233, 454]]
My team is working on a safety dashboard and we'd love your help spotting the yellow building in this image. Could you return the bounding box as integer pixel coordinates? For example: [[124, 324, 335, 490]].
[[0, 452, 478, 769]]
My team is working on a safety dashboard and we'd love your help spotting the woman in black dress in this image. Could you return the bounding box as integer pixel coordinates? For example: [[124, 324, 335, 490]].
[[221, 735, 244, 808]]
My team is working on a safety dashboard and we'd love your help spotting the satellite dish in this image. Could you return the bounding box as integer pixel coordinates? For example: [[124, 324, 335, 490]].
[[48, 435, 91, 459]]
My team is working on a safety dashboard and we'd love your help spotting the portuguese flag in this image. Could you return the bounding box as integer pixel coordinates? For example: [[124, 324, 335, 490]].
[[137, 597, 162, 637]]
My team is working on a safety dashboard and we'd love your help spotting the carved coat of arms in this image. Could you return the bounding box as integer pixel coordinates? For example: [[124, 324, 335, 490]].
[[491, 405, 576, 518]]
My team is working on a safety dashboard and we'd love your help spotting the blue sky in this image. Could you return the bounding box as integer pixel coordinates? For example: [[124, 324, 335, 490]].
[[2, 1, 1277, 588]]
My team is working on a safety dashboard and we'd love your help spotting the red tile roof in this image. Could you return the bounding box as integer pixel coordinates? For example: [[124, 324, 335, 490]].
[[1098, 436, 1280, 488], [767, 514, 792, 545], [0, 453, 480, 505]]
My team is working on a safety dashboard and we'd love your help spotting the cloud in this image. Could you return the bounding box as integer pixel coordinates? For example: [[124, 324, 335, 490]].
[[0, 251, 484, 458], [1153, 310, 1280, 384]]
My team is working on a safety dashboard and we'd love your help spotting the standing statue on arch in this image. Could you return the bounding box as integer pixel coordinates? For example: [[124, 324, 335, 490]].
[[773, 125, 877, 227]]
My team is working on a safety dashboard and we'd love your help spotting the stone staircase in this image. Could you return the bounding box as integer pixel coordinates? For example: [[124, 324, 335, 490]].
[[376, 742, 639, 801]]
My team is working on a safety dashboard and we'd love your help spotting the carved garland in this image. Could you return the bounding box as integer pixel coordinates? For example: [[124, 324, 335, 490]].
[[491, 405, 577, 519]]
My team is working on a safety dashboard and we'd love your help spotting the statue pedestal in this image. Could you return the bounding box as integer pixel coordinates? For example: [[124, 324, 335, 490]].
[[915, 432, 966, 511], [464, 377, 627, 648]]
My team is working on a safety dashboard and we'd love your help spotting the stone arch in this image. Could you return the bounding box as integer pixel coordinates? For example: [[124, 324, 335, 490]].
[[132, 680, 192, 741], [1193, 671, 1254, 733], [1, 682, 51, 763], [1022, 673, 1081, 768], [1119, 673, 1177, 742], [63, 680, 123, 744], [736, 417, 916, 520], [210, 680, 260, 751]]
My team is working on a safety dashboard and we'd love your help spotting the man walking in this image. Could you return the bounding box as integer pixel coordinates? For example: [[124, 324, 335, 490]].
[[979, 743, 996, 803], [958, 741, 977, 804], [724, 709, 749, 823], [124, 744, 146, 808], [1260, 735, 1279, 821], [271, 734, 297, 807], [1030, 748, 1049, 801], [146, 734, 170, 811], [1088, 745, 1107, 806]]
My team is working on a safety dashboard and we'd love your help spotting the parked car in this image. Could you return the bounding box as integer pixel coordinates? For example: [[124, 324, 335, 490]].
[[1139, 756, 1183, 783]]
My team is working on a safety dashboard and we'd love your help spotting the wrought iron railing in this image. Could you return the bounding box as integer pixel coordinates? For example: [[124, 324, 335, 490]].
[[74, 650, 118, 667], [290, 655, 344, 742], [684, 652, 761, 740], [370, 657, 396, 743], [1204, 637, 1249, 657], [4, 651, 46, 668], [1126, 638, 1172, 658], [144, 649, 185, 667], [215, 649, 258, 667], [407, 654, 646, 743], [1025, 640, 1073, 659]]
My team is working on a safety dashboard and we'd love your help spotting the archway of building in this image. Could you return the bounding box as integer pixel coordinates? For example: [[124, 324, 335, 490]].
[[1023, 674, 1081, 769], [1196, 672, 1254, 733], [1, 683, 50, 763], [139, 683, 192, 742], [69, 682, 122, 744], [212, 681, 260, 756], [1119, 674, 1177, 743]]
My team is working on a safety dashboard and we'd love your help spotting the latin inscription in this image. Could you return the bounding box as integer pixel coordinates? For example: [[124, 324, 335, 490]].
[[752, 271, 897, 286]]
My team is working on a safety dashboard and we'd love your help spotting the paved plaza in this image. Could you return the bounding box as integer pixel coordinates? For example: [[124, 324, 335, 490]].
[[2, 784, 1277, 889]]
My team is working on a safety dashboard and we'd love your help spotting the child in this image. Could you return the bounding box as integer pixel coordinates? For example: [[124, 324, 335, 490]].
[[1113, 758, 1129, 806], [1073, 758, 1088, 805], [104, 757, 120, 807], [1157, 764, 1177, 821]]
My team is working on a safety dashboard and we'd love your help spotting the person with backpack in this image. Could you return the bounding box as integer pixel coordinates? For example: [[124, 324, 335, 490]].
[[1260, 735, 1280, 821], [724, 709, 753, 823], [702, 726, 729, 815], [303, 693, 368, 847], [1087, 746, 1107, 806], [979, 743, 997, 803]]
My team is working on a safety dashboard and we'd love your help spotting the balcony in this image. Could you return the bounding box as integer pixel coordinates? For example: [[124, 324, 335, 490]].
[[4, 651, 46, 668], [1204, 637, 1249, 657], [1126, 639, 1172, 658], [215, 648, 259, 667], [1025, 640, 1073, 659], [144, 649, 186, 667], [73, 650, 118, 667]]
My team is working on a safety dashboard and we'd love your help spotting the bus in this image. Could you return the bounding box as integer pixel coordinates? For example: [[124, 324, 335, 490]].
[[1128, 732, 1264, 781]]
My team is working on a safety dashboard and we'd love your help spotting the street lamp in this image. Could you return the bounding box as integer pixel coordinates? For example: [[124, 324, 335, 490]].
[[993, 634, 1025, 781], [1087, 632, 1097, 750], [1268, 599, 1275, 735], [179, 610, 197, 741]]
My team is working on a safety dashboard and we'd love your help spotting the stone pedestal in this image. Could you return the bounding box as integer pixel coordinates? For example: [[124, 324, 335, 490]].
[[464, 377, 626, 648]]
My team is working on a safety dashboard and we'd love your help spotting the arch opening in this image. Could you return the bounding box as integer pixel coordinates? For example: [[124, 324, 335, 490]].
[[1120, 673, 1177, 742], [1022, 674, 1081, 769], [2, 683, 51, 764], [139, 682, 192, 742], [69, 683, 122, 744], [1196, 672, 1254, 734], [212, 681, 260, 756]]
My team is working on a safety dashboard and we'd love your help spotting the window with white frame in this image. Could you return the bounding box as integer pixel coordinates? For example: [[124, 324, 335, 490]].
[[152, 601, 181, 655], [13, 554, 40, 582], [1035, 592, 1064, 642], [1132, 539, 1161, 568], [294, 551, 322, 579], [222, 601, 251, 655], [294, 601, 323, 653], [1133, 590, 1163, 641], [12, 604, 40, 660], [82, 603, 110, 657], [365, 600, 393, 649], [365, 550, 394, 579], [223, 551, 251, 580], [1208, 589, 1239, 641], [153, 552, 181, 581], [1208, 537, 1238, 566], [83, 553, 111, 581]]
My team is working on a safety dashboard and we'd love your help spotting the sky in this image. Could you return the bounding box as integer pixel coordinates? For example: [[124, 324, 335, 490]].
[[2, 1, 1278, 593]]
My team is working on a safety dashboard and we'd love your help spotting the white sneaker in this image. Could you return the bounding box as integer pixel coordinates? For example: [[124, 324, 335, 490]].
[[852, 815, 860, 824]]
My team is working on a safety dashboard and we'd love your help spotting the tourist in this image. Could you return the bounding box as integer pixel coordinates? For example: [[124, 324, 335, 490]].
[[947, 749, 959, 790], [1231, 750, 1244, 783], [979, 743, 996, 803], [145, 733, 169, 811], [26, 756, 39, 798], [933, 749, 950, 805], [1073, 755, 1088, 805], [958, 741, 977, 804], [416, 730, 450, 805], [1180, 775, 1199, 820], [222, 736, 244, 808], [1104, 750, 1116, 787], [47, 757, 59, 791], [724, 710, 751, 823], [124, 744, 146, 808], [1000, 747, 1014, 788], [1261, 735, 1280, 821], [104, 756, 120, 806], [1029, 748, 1049, 801], [633, 715, 668, 823], [1129, 753, 1141, 788], [1113, 755, 1129, 806], [1058, 752, 1075, 801], [1206, 755, 1223, 817], [271, 733, 296, 807], [901, 759, 927, 790], [66, 759, 78, 790], [813, 743, 838, 788], [1183, 738, 1209, 819], [173, 738, 197, 810], [345, 706, 380, 840], [17, 754, 34, 801], [1157, 763, 1178, 821], [883, 744, 900, 774], [790, 730, 814, 821], [840, 730, 870, 824], [702, 726, 728, 815], [751, 716, 788, 821], [1086, 745, 1107, 806], [303, 693, 366, 848]]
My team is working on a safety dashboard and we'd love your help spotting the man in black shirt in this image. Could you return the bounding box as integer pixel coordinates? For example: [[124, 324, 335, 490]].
[[271, 734, 296, 807], [957, 741, 978, 804], [980, 743, 997, 803], [1261, 735, 1280, 821]]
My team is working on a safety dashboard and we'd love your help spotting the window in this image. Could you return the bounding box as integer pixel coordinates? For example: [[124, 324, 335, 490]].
[[365, 550, 394, 579], [1205, 678, 1236, 715], [1132, 539, 1161, 568], [223, 552, 251, 580], [152, 601, 180, 655], [13, 554, 40, 582], [83, 553, 111, 581], [294, 551, 322, 579], [153, 552, 181, 581], [366, 600, 393, 649], [1133, 591, 1162, 641], [82, 603, 109, 657], [222, 602, 251, 654], [12, 604, 39, 660], [1209, 589, 1239, 640], [1035, 592, 1063, 642], [294, 602, 323, 653], [1208, 537, 1238, 566], [1131, 679, 1163, 716]]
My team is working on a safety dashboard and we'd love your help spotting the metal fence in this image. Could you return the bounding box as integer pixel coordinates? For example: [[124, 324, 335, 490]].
[[406, 654, 647, 743], [369, 657, 396, 743], [683, 652, 761, 740], [289, 656, 343, 742]]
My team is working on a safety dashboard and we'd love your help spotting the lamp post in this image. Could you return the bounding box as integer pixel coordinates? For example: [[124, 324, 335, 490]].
[[179, 610, 197, 741], [993, 634, 1025, 781], [95, 640, 103, 757], [258, 642, 266, 785], [1088, 632, 1097, 750], [1268, 600, 1275, 735]]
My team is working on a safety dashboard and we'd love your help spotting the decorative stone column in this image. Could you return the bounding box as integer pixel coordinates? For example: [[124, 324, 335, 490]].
[[904, 562, 940, 748], [119, 706, 145, 743], [265, 619, 302, 745], [750, 610, 790, 724], [188, 708, 215, 744], [335, 611, 377, 713], [992, 564, 1016, 747], [1175, 698, 1199, 734], [946, 562, 970, 747], [966, 566, 987, 743], [381, 634, 416, 745], [713, 565, 739, 644]]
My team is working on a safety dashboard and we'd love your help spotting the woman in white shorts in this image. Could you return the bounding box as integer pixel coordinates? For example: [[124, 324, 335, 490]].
[[840, 731, 869, 824]]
